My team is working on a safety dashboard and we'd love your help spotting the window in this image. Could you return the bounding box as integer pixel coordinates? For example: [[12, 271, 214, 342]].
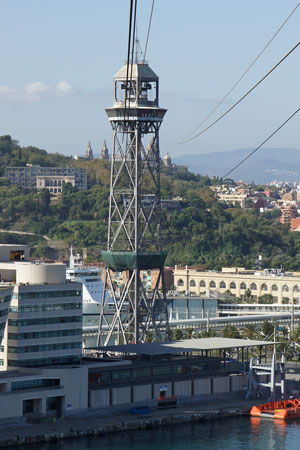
[[12, 379, 60, 391], [153, 366, 171, 376], [10, 302, 82, 313], [282, 285, 289, 292], [229, 282, 236, 289], [271, 284, 278, 291], [220, 281, 226, 289], [112, 370, 130, 381], [240, 282, 246, 290], [23, 399, 34, 414], [8, 341, 81, 354], [293, 286, 299, 293], [250, 283, 257, 291], [261, 283, 267, 291], [210, 281, 216, 288], [177, 279, 184, 287], [190, 280, 196, 287], [200, 280, 206, 287], [8, 316, 82, 327], [132, 368, 151, 379]]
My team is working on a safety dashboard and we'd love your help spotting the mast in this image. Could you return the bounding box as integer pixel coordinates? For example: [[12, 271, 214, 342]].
[[97, 54, 169, 345]]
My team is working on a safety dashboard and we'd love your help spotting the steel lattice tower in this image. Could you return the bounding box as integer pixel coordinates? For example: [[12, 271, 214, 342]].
[[97, 58, 169, 345]]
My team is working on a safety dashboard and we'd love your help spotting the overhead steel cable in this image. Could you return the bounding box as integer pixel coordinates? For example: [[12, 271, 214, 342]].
[[123, 0, 135, 127], [222, 107, 300, 180], [144, 0, 155, 60], [181, 2, 300, 141], [171, 40, 300, 145]]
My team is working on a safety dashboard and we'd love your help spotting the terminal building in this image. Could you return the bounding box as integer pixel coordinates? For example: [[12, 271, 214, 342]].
[[174, 266, 300, 304], [0, 338, 270, 422], [0, 244, 292, 423]]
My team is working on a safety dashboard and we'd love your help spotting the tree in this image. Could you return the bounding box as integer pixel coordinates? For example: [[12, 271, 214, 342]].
[[223, 325, 241, 339], [199, 330, 216, 338], [258, 294, 274, 304], [184, 328, 194, 339], [174, 329, 184, 340], [262, 320, 274, 338], [242, 324, 258, 340]]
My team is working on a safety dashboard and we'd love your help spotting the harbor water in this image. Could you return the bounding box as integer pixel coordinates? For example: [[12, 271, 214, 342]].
[[19, 416, 300, 450]]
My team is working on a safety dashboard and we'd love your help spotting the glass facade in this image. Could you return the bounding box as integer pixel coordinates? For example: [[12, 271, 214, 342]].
[[8, 355, 80, 367], [12, 289, 81, 300], [10, 302, 82, 313], [8, 341, 82, 353], [11, 378, 60, 391], [8, 316, 82, 327], [8, 329, 82, 340]]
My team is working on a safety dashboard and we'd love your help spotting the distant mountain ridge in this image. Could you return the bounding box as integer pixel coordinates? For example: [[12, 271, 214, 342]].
[[173, 148, 300, 184]]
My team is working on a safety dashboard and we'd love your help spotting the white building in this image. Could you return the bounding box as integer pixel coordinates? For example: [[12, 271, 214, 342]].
[[0, 245, 82, 370], [174, 265, 300, 304]]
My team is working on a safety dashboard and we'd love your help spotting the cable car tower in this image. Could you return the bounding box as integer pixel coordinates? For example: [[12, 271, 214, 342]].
[[97, 45, 169, 346]]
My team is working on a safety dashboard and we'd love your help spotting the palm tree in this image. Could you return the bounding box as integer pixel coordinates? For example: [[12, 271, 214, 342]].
[[200, 330, 217, 338], [174, 329, 184, 340], [223, 325, 241, 339], [184, 327, 194, 339], [241, 324, 258, 340]]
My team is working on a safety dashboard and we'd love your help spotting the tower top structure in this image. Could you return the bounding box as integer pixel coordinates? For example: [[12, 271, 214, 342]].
[[98, 57, 169, 345], [106, 62, 166, 126]]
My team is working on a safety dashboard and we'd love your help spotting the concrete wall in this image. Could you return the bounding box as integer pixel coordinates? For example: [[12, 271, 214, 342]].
[[212, 376, 230, 394], [173, 380, 192, 396], [111, 387, 131, 406], [89, 389, 110, 408], [16, 263, 66, 284], [230, 374, 248, 392], [193, 378, 211, 396], [132, 384, 152, 402], [0, 245, 29, 262]]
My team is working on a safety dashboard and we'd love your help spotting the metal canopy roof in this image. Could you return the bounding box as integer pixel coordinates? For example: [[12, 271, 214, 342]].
[[90, 337, 272, 356], [114, 63, 158, 81]]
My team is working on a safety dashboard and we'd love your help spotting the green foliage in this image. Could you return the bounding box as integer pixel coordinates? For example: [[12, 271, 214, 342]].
[[223, 325, 241, 339], [2, 135, 300, 270], [262, 320, 274, 338], [258, 294, 274, 304]]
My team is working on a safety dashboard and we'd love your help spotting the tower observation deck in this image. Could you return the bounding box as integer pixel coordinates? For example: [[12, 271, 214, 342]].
[[98, 60, 169, 345]]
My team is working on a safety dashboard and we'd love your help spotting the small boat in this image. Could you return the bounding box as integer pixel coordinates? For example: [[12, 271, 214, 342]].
[[250, 398, 300, 420]]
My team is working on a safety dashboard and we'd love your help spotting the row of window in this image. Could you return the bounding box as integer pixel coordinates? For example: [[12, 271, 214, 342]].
[[8, 355, 80, 367], [178, 279, 300, 292], [8, 329, 82, 340], [0, 308, 8, 317], [8, 341, 82, 354], [13, 289, 81, 300], [90, 361, 226, 385], [10, 303, 82, 313], [11, 378, 60, 391], [0, 295, 12, 304], [8, 316, 82, 327]]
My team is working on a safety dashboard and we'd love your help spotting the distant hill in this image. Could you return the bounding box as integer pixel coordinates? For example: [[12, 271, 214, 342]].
[[173, 148, 300, 184]]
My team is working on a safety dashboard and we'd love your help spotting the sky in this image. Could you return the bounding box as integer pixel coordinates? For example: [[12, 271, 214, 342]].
[[0, 0, 299, 161]]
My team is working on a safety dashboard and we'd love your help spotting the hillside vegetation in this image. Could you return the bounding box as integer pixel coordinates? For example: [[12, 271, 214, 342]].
[[0, 135, 300, 270]]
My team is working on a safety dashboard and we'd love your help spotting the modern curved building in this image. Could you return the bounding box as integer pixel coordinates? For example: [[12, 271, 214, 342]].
[[0, 245, 82, 370]]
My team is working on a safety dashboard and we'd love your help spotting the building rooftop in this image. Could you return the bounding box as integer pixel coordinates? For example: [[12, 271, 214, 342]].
[[91, 337, 272, 356]]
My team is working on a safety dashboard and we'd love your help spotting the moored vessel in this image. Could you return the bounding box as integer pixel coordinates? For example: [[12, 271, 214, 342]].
[[250, 398, 300, 420]]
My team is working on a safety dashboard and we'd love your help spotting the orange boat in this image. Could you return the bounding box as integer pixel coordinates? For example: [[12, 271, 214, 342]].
[[250, 398, 300, 420]]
